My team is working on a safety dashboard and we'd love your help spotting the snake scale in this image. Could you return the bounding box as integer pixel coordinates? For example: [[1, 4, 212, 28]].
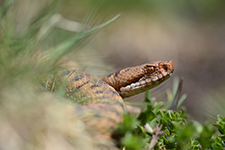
[[47, 60, 174, 139]]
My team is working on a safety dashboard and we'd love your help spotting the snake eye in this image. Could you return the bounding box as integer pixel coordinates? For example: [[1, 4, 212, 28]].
[[146, 65, 155, 73], [149, 66, 155, 71]]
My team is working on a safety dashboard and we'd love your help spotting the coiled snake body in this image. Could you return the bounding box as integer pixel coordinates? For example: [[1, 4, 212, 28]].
[[48, 61, 174, 139]]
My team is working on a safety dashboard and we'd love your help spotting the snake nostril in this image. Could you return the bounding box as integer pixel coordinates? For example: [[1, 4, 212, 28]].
[[163, 65, 168, 71]]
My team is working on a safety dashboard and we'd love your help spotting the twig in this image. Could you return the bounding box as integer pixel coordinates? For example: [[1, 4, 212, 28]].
[[145, 123, 164, 150]]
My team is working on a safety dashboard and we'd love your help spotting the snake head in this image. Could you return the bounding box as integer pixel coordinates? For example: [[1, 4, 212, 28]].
[[103, 61, 174, 98], [144, 60, 174, 78]]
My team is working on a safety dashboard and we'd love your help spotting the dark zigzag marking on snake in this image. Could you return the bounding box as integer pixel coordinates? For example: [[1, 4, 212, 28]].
[[72, 75, 83, 81], [66, 80, 89, 97], [62, 70, 72, 77], [74, 106, 120, 126], [124, 68, 130, 72], [96, 90, 104, 94], [92, 100, 126, 111], [84, 104, 122, 116], [107, 72, 114, 78], [110, 89, 120, 96], [90, 84, 99, 88], [90, 83, 120, 96], [66, 88, 125, 110], [114, 70, 121, 78]]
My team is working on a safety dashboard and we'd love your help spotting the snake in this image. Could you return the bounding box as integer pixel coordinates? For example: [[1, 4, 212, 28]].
[[47, 60, 174, 139]]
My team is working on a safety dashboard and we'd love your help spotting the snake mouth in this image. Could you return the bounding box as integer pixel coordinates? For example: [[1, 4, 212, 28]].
[[120, 72, 173, 98]]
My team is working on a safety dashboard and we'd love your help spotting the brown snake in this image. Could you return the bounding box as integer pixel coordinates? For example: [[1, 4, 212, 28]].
[[47, 60, 174, 139]]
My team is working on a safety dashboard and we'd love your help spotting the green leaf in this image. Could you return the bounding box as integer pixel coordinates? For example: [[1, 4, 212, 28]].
[[51, 74, 56, 92], [1, 0, 15, 17], [177, 94, 187, 109], [177, 123, 196, 142], [138, 108, 156, 125], [145, 90, 151, 102], [165, 77, 179, 109], [199, 122, 216, 149], [214, 115, 225, 134], [122, 133, 146, 150], [121, 112, 140, 132], [153, 102, 164, 114], [192, 121, 203, 133], [217, 114, 225, 122], [57, 70, 76, 93]]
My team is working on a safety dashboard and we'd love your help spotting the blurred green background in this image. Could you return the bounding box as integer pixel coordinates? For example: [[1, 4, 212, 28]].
[[5, 0, 225, 122]]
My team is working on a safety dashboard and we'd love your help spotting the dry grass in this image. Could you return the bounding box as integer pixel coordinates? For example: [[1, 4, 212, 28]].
[[0, 1, 118, 149]]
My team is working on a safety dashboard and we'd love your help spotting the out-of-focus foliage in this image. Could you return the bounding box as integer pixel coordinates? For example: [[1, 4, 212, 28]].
[[0, 0, 121, 149]]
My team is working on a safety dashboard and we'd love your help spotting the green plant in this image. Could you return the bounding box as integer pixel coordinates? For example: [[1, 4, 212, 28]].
[[116, 79, 225, 150]]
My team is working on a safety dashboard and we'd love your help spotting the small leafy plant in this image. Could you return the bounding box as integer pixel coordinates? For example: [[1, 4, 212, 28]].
[[116, 79, 225, 150]]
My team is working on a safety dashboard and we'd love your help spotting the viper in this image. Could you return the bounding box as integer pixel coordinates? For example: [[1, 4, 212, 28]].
[[47, 60, 174, 139]]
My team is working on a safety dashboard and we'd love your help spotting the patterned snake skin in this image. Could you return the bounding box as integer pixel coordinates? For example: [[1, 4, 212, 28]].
[[47, 61, 174, 139]]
